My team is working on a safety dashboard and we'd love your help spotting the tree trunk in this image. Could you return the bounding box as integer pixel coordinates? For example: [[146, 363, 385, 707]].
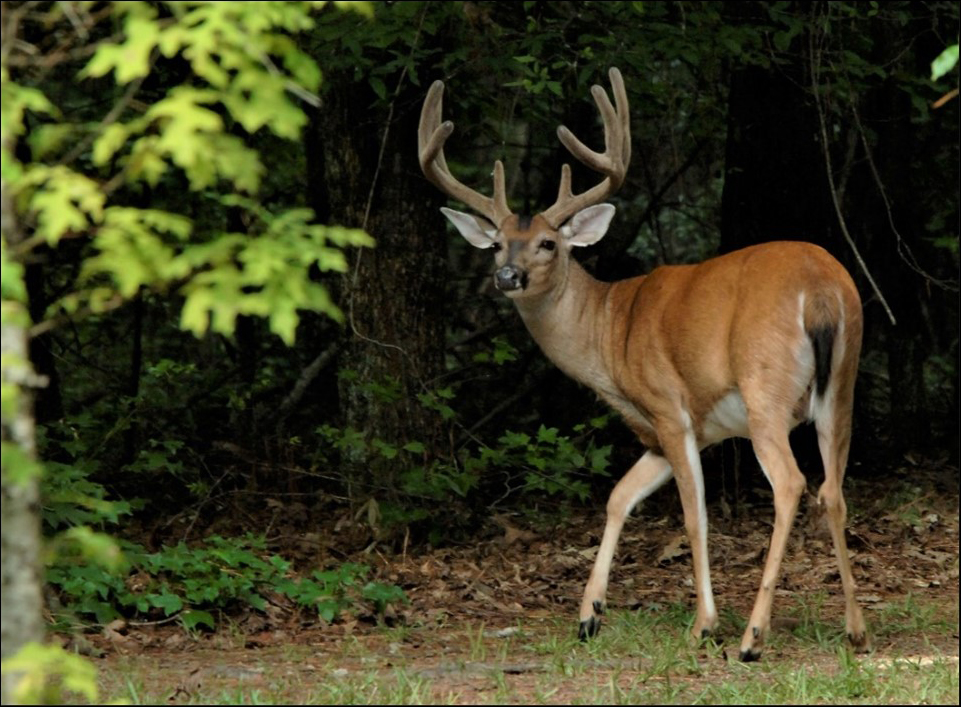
[[1, 147, 45, 707], [0, 406, 45, 704], [720, 62, 834, 252], [310, 75, 448, 505]]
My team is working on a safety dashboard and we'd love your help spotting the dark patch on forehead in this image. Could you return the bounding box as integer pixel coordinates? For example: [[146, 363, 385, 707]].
[[516, 214, 533, 231]]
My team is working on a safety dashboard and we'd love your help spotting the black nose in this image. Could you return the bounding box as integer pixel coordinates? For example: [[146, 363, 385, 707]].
[[495, 265, 526, 291]]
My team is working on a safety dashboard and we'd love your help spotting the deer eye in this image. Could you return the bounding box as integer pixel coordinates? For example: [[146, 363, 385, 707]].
[[540, 240, 556, 252]]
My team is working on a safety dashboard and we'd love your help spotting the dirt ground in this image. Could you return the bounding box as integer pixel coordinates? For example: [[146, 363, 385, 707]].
[[87, 462, 960, 703]]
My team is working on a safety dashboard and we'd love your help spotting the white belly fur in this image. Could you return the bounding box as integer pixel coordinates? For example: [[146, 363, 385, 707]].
[[700, 391, 750, 446]]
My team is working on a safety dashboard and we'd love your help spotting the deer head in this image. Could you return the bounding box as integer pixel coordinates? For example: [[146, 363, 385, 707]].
[[418, 68, 631, 300]]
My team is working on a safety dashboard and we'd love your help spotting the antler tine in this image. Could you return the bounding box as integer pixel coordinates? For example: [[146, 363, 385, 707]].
[[541, 67, 631, 229], [418, 80, 513, 227]]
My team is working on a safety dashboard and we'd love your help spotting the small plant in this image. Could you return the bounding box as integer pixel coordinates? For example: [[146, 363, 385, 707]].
[[1, 643, 99, 705], [47, 534, 407, 630], [317, 384, 615, 544], [466, 420, 612, 502]]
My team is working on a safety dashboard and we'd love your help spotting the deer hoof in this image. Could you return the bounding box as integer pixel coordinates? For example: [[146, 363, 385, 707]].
[[738, 647, 762, 662], [578, 615, 601, 641], [848, 631, 871, 653]]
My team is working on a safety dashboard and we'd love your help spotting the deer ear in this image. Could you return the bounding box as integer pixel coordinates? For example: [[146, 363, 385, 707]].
[[441, 207, 498, 249], [561, 204, 615, 247]]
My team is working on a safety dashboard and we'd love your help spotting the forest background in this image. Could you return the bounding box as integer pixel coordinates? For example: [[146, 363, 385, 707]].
[[1, 1, 958, 702]]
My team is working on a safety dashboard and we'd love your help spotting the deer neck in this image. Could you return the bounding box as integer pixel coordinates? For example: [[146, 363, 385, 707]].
[[513, 258, 614, 390]]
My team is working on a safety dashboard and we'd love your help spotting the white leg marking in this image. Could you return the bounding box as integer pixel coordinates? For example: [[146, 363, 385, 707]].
[[682, 420, 715, 622]]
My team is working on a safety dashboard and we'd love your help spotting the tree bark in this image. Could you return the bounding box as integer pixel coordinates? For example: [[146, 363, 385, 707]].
[[0, 418, 45, 704], [310, 74, 448, 504], [1, 135, 45, 707], [720, 62, 834, 252]]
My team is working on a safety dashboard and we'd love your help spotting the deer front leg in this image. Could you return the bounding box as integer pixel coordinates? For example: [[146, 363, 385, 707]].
[[579, 451, 672, 639]]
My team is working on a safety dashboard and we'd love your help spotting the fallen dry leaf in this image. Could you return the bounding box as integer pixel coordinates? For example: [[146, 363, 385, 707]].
[[657, 535, 690, 565]]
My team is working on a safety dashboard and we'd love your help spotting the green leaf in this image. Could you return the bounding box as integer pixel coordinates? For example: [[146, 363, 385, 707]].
[[92, 123, 132, 166], [181, 609, 216, 631], [80, 44, 125, 80], [23, 166, 105, 243], [149, 589, 184, 616], [27, 124, 78, 159], [117, 15, 161, 83], [362, 581, 407, 611], [537, 426, 559, 444], [373, 439, 398, 460], [369, 76, 388, 101], [1, 441, 43, 485], [82, 207, 191, 296], [58, 527, 127, 572], [333, 1, 374, 18], [931, 44, 959, 81], [0, 240, 27, 302]]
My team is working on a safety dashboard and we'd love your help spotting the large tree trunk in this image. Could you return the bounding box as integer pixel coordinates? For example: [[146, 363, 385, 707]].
[[720, 61, 834, 252], [1, 146, 45, 707], [0, 386, 45, 704], [310, 75, 448, 506]]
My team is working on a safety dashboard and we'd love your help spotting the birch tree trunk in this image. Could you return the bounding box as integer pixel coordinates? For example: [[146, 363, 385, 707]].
[[1, 116, 45, 705]]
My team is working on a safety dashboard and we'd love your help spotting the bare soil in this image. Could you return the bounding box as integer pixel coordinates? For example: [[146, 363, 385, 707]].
[[87, 462, 960, 703]]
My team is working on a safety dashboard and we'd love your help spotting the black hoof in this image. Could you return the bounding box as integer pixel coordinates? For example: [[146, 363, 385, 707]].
[[739, 648, 761, 662], [578, 615, 601, 641], [848, 631, 871, 653], [700, 627, 712, 639]]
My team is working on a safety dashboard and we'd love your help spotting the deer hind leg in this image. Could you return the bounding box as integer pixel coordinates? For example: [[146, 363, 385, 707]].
[[739, 427, 807, 661], [658, 419, 719, 641], [815, 389, 869, 651], [579, 450, 672, 639]]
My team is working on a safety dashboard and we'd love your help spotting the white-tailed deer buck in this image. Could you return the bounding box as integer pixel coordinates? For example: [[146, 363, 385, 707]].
[[419, 67, 869, 660]]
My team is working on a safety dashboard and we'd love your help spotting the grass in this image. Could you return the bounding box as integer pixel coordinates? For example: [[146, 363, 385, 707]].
[[874, 592, 959, 637], [94, 596, 958, 705]]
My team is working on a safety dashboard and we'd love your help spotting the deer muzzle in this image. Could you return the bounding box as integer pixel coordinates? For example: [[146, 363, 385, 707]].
[[495, 265, 528, 292]]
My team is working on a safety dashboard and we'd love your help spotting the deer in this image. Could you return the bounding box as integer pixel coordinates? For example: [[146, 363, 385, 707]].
[[418, 67, 869, 661]]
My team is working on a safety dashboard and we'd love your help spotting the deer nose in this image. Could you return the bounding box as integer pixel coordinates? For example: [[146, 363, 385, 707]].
[[495, 265, 527, 291]]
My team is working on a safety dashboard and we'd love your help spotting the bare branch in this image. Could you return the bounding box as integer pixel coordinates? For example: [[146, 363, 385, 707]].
[[809, 18, 898, 326]]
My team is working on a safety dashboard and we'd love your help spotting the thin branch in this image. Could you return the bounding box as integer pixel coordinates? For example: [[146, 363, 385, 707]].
[[58, 75, 145, 167], [456, 375, 543, 448], [0, 1, 41, 65], [257, 50, 321, 108], [28, 292, 125, 338], [268, 342, 341, 431], [59, 0, 90, 41], [808, 14, 898, 326], [633, 138, 708, 262], [932, 88, 958, 109], [830, 15, 958, 294], [848, 100, 958, 293]]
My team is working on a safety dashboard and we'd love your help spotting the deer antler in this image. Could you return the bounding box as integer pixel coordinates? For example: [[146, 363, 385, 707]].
[[541, 67, 631, 229], [418, 80, 514, 228]]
